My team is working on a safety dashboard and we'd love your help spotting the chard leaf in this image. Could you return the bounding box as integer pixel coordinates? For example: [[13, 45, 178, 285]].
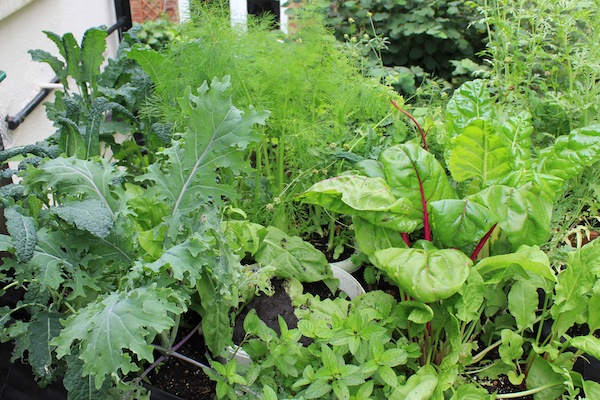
[[537, 124, 600, 182], [139, 76, 269, 226], [254, 226, 332, 282], [380, 142, 457, 219], [352, 216, 408, 258], [501, 111, 533, 170], [470, 185, 552, 249], [4, 206, 38, 263], [299, 175, 404, 213], [475, 245, 555, 282], [429, 199, 496, 255], [569, 335, 600, 360], [298, 175, 418, 232], [448, 119, 511, 189], [51, 199, 113, 238], [373, 247, 472, 303], [52, 285, 186, 389], [445, 79, 493, 137], [551, 240, 600, 336]]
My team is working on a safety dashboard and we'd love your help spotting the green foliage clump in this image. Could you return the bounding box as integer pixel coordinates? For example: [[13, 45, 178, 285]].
[[322, 0, 488, 92], [481, 0, 600, 136], [132, 17, 181, 51]]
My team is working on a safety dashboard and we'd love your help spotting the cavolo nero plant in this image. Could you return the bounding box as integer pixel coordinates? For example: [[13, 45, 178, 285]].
[[298, 79, 600, 398], [0, 77, 268, 398]]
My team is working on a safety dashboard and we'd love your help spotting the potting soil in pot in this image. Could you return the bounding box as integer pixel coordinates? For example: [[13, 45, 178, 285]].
[[232, 278, 336, 347]]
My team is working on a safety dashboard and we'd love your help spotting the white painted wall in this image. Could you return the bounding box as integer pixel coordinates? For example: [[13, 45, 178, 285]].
[[0, 0, 119, 148]]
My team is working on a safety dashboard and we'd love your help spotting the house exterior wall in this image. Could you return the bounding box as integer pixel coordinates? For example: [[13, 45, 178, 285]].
[[0, 0, 119, 147]]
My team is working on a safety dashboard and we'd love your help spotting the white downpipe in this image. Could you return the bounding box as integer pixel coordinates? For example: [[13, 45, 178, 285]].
[[178, 0, 190, 22], [279, 1, 288, 34], [230, 0, 248, 28], [229, 0, 288, 33]]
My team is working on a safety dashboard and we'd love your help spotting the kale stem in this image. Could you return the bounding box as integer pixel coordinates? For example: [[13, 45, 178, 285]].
[[135, 321, 202, 385], [390, 100, 428, 151]]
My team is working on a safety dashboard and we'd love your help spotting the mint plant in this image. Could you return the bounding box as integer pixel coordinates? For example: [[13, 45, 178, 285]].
[[216, 290, 422, 399]]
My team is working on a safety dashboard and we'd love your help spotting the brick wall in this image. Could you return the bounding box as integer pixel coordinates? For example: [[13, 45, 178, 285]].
[[130, 0, 179, 23]]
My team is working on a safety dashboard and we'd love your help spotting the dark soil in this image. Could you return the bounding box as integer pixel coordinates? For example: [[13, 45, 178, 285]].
[[473, 375, 534, 399], [146, 321, 216, 400]]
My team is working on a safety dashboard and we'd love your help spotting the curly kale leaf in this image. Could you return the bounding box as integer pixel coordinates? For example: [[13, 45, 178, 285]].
[[51, 199, 114, 238], [138, 76, 269, 219], [52, 285, 187, 389], [4, 206, 38, 263]]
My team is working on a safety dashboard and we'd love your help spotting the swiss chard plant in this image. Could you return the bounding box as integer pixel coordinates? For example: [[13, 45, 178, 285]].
[[298, 79, 600, 398], [0, 76, 270, 398]]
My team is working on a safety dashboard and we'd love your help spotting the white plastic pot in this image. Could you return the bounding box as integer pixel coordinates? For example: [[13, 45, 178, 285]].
[[330, 252, 361, 274], [228, 265, 365, 367]]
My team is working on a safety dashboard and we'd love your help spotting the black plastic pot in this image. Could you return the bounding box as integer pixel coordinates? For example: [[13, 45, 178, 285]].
[[541, 319, 600, 383], [0, 341, 67, 400]]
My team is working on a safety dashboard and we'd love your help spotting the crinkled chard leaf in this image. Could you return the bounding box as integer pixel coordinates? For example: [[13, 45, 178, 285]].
[[500, 110, 533, 170], [299, 174, 418, 232], [373, 247, 472, 303], [429, 198, 496, 255], [448, 119, 512, 189], [470, 185, 552, 250], [537, 124, 600, 182], [352, 216, 408, 257], [380, 143, 457, 220], [445, 79, 493, 138]]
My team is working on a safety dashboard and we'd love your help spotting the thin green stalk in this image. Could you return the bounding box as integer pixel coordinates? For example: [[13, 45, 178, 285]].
[[495, 383, 563, 399], [470, 339, 502, 365]]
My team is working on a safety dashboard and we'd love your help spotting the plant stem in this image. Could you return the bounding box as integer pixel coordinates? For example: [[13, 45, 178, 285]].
[[494, 383, 563, 399], [390, 100, 428, 151], [470, 224, 497, 261], [135, 321, 202, 385], [401, 232, 411, 247], [470, 338, 502, 365]]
